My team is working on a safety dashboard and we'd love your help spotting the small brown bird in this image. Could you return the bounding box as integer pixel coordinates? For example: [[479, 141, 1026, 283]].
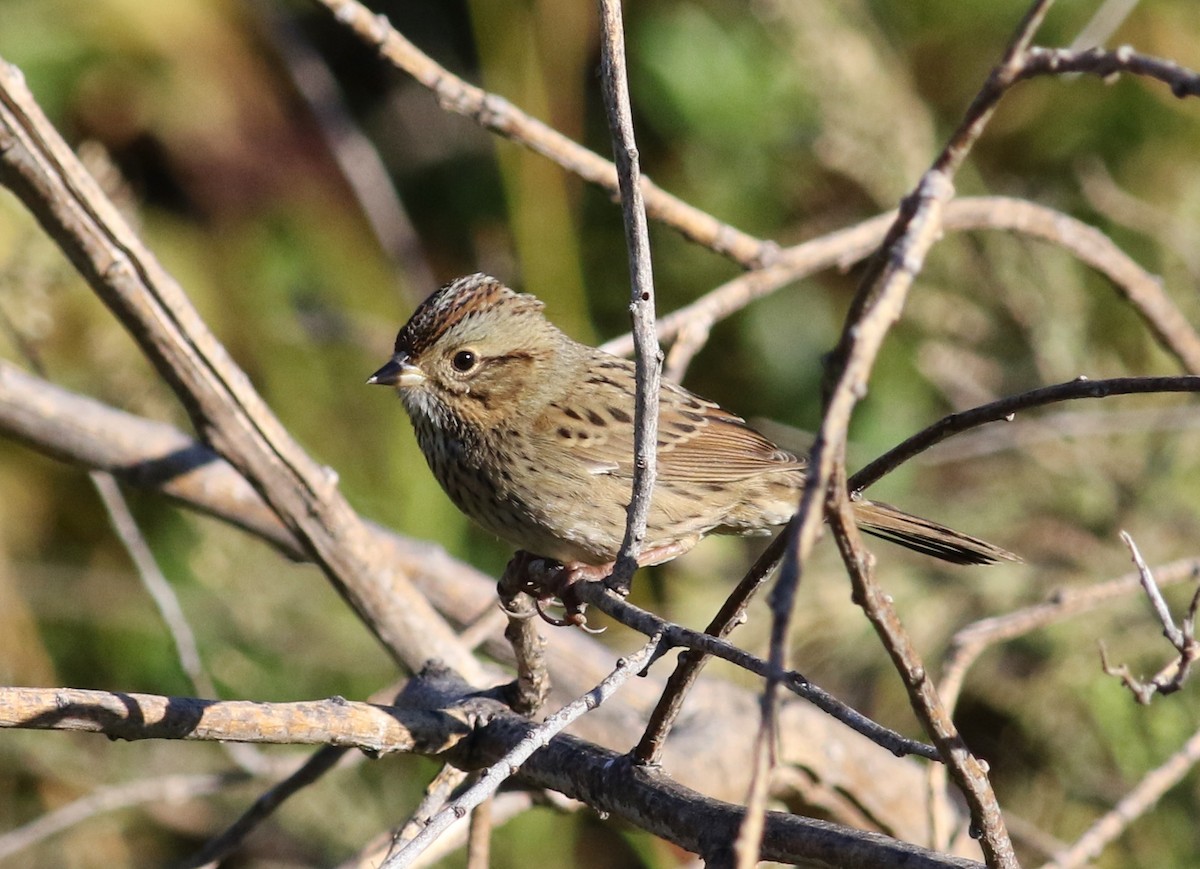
[[369, 274, 1015, 578]]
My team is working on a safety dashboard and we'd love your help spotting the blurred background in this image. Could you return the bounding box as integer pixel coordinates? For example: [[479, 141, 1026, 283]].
[[1, 0, 1200, 865]]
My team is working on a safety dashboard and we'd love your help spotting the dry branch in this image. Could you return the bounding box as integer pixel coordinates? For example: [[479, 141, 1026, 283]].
[[0, 686, 466, 752], [311, 0, 775, 267], [0, 361, 963, 839], [0, 57, 480, 679], [598, 0, 663, 591], [0, 678, 983, 869]]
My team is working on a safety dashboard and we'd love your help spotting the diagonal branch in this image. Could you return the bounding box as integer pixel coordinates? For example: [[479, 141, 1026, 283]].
[[756, 5, 1060, 866], [0, 58, 479, 679], [311, 0, 775, 268]]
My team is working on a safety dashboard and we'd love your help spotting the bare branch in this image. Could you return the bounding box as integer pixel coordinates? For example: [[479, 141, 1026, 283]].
[[851, 376, 1200, 493], [1042, 725, 1200, 869], [0, 58, 480, 679], [380, 636, 664, 868], [575, 581, 940, 761], [941, 558, 1200, 713], [597, 0, 662, 592], [1019, 45, 1200, 96], [0, 686, 468, 752], [0, 675, 984, 868], [310, 0, 775, 268], [1099, 533, 1200, 703], [635, 529, 785, 764], [344, 788, 531, 869], [776, 5, 1062, 865], [601, 196, 1200, 377]]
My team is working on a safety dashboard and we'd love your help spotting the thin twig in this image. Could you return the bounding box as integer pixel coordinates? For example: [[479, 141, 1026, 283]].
[[1098, 533, 1200, 703], [311, 0, 774, 268], [601, 195, 1200, 376], [851, 375, 1200, 493], [386, 765, 471, 856], [1042, 724, 1200, 869], [90, 470, 281, 777], [1019, 45, 1200, 96], [179, 747, 351, 869], [743, 166, 958, 868], [577, 582, 940, 761], [87, 475, 208, 684], [348, 786, 530, 869], [1121, 532, 1187, 649], [0, 773, 244, 862], [758, 5, 1060, 866], [597, 0, 662, 592], [634, 524, 787, 764], [917, 404, 1200, 465], [940, 558, 1200, 714], [380, 635, 666, 868]]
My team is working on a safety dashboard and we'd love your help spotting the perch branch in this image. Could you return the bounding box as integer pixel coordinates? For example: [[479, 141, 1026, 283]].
[[597, 0, 662, 591]]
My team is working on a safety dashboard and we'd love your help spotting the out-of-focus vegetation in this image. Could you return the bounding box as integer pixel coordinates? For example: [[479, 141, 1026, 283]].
[[1, 0, 1200, 866]]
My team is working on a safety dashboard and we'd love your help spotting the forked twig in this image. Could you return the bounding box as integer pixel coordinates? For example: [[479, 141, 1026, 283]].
[[380, 635, 665, 868], [748, 4, 1059, 866], [1099, 533, 1200, 703]]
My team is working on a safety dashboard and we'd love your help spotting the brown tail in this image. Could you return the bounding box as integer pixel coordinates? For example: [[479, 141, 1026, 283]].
[[851, 500, 1019, 566]]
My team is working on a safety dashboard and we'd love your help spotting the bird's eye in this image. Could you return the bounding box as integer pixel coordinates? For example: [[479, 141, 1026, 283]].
[[452, 350, 479, 373]]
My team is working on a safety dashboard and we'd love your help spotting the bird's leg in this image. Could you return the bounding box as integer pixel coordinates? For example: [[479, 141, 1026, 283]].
[[500, 551, 601, 631], [500, 541, 693, 629]]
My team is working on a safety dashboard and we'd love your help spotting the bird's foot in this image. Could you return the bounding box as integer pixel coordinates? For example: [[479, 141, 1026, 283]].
[[500, 552, 606, 632]]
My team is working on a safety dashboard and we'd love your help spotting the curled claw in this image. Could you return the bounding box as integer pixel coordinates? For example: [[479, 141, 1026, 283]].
[[535, 583, 604, 633], [533, 595, 575, 628], [497, 598, 537, 620], [501, 550, 609, 632]]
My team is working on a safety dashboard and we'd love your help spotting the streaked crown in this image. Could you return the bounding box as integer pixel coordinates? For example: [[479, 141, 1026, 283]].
[[394, 274, 547, 359]]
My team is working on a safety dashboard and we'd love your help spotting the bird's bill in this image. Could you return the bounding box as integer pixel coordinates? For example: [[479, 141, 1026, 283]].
[[366, 355, 425, 388]]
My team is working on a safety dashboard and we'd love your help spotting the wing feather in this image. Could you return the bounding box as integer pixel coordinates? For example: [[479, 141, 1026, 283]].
[[537, 358, 804, 484]]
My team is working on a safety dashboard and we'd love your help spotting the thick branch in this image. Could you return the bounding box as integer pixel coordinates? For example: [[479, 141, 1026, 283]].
[[0, 58, 478, 678], [0, 680, 982, 869], [0, 686, 466, 752]]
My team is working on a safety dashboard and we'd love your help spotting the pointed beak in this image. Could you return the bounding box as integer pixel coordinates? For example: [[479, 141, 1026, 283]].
[[367, 354, 425, 388]]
